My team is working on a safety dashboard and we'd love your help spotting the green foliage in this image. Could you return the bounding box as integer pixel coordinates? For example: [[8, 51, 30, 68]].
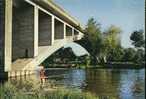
[[0, 80, 104, 99], [130, 30, 145, 48], [84, 18, 102, 56], [103, 25, 122, 53], [85, 55, 91, 67], [42, 47, 77, 67], [133, 49, 145, 64], [107, 46, 125, 62], [122, 48, 136, 62], [82, 18, 144, 64], [83, 18, 103, 64]]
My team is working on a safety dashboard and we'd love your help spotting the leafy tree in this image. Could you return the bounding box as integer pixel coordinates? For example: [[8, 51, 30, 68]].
[[133, 49, 145, 64], [80, 19, 123, 64], [84, 18, 102, 53], [83, 18, 102, 64], [107, 46, 124, 62], [122, 48, 136, 62], [130, 30, 145, 48], [102, 25, 122, 62], [104, 25, 122, 49]]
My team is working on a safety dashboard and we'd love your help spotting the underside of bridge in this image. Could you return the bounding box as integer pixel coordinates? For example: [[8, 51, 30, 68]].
[[39, 10, 52, 46], [0, 0, 84, 79], [54, 19, 64, 40], [66, 25, 73, 36], [12, 2, 35, 61]]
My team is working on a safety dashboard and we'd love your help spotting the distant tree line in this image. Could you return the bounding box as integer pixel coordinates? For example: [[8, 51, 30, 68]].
[[80, 18, 145, 65]]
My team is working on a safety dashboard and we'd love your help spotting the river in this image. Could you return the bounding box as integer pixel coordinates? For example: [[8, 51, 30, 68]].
[[45, 68, 145, 99]]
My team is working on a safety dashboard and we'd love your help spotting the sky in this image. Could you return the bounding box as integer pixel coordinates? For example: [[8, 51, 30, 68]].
[[54, 0, 145, 56]]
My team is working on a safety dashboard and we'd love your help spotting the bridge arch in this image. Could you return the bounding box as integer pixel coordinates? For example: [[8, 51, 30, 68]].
[[39, 42, 90, 66], [32, 41, 90, 68]]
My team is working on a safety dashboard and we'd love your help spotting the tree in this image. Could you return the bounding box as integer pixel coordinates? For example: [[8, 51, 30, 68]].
[[107, 46, 124, 62], [133, 49, 145, 64], [122, 48, 136, 62], [104, 25, 122, 49], [102, 25, 122, 62], [130, 30, 145, 48], [83, 18, 102, 64]]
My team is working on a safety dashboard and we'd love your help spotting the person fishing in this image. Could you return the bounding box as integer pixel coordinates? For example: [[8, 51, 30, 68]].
[[39, 65, 46, 84]]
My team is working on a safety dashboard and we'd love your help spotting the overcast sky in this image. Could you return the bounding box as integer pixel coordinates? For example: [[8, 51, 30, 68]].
[[54, 0, 144, 55]]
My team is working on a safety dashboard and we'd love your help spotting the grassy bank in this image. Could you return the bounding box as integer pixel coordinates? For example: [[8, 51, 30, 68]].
[[0, 79, 116, 99]]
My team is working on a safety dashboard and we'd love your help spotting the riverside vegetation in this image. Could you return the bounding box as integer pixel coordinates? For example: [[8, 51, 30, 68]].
[[0, 79, 116, 99]]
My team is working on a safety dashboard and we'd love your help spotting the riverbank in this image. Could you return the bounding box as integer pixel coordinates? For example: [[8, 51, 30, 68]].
[[0, 79, 116, 99], [97, 62, 145, 69], [45, 62, 145, 69]]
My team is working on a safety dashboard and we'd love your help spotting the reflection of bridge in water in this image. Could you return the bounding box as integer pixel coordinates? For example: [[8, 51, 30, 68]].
[[0, 0, 84, 79]]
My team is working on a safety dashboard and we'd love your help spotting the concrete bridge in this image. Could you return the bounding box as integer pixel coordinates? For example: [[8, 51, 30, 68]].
[[0, 0, 84, 79]]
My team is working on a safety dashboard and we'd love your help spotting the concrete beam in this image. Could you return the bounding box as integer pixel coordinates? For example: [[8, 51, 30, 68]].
[[72, 27, 75, 36], [4, 0, 13, 71], [34, 6, 38, 57], [51, 16, 55, 45], [25, 0, 75, 34], [64, 23, 66, 39]]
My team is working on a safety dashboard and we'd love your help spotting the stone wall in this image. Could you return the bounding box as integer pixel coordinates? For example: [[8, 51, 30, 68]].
[[12, 3, 35, 61], [39, 10, 52, 46], [54, 19, 64, 39]]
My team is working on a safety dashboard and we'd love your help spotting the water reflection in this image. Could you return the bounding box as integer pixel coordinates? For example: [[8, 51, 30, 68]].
[[45, 68, 145, 99]]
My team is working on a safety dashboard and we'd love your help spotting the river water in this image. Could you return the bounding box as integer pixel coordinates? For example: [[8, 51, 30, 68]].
[[45, 68, 145, 99]]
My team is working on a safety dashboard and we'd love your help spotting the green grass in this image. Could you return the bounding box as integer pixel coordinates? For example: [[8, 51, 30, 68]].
[[0, 79, 116, 99]]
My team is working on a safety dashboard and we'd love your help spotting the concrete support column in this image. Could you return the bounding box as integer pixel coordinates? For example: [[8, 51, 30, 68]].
[[72, 28, 75, 40], [72, 28, 74, 36], [51, 16, 55, 45], [64, 23, 66, 39], [34, 6, 38, 57], [4, 0, 13, 71]]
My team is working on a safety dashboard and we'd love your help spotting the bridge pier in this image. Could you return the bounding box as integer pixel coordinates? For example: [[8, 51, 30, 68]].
[[0, 0, 12, 80]]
